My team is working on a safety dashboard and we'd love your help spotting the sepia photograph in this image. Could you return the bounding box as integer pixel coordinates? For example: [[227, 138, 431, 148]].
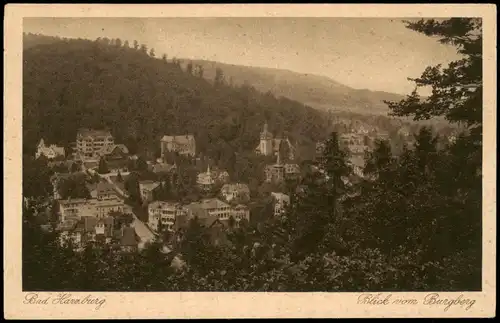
[[4, 4, 496, 319]]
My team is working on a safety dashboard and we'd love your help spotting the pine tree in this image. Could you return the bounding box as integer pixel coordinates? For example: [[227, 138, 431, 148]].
[[214, 67, 225, 87], [97, 156, 109, 174], [186, 62, 193, 75]]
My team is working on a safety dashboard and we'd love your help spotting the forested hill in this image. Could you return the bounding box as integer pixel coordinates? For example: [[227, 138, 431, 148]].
[[179, 59, 406, 115], [23, 33, 65, 50], [23, 36, 330, 158]]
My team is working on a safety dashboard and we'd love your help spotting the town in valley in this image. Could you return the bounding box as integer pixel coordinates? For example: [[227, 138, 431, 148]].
[[22, 17, 482, 292]]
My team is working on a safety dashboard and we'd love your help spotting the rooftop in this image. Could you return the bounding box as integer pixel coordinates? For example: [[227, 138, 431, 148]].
[[221, 183, 250, 193], [160, 134, 195, 144], [271, 192, 290, 201], [99, 144, 129, 155], [139, 180, 161, 190], [96, 181, 117, 195], [120, 227, 138, 246], [59, 198, 89, 206], [198, 198, 230, 210], [148, 201, 181, 210], [77, 128, 112, 138]]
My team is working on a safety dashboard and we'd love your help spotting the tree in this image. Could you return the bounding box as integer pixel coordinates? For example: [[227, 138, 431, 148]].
[[136, 156, 149, 172], [149, 48, 155, 58], [162, 53, 167, 62], [70, 162, 80, 173], [133, 40, 139, 50], [115, 38, 122, 48], [186, 61, 193, 75], [196, 65, 204, 78], [58, 175, 91, 200], [124, 40, 129, 48], [214, 67, 225, 87], [140, 44, 148, 54], [286, 131, 351, 260], [97, 157, 109, 174], [385, 18, 482, 141], [124, 172, 142, 205]]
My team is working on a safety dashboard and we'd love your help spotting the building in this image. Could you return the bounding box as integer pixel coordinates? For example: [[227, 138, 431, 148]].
[[265, 154, 285, 184], [76, 128, 115, 161], [271, 192, 290, 217], [58, 196, 130, 223], [217, 171, 230, 184], [36, 139, 65, 160], [96, 181, 119, 200], [184, 198, 250, 227], [340, 133, 366, 155], [231, 204, 250, 223], [139, 180, 161, 204], [98, 144, 129, 161], [255, 122, 296, 160], [152, 162, 177, 175], [184, 198, 232, 221], [348, 155, 365, 178], [284, 163, 300, 178], [197, 165, 216, 191], [120, 227, 139, 252], [59, 215, 137, 251], [160, 134, 196, 158], [315, 141, 326, 157], [220, 183, 250, 203], [148, 201, 187, 232]]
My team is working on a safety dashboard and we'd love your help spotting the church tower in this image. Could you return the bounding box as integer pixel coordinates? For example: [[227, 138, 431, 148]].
[[259, 122, 273, 156]]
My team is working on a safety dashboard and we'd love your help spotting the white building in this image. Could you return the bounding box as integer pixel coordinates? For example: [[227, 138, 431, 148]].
[[255, 122, 296, 160], [76, 128, 115, 161], [148, 201, 187, 232], [271, 192, 290, 217], [185, 198, 232, 221], [197, 165, 215, 191], [139, 180, 161, 204], [36, 139, 65, 160], [160, 134, 196, 158], [58, 196, 130, 223]]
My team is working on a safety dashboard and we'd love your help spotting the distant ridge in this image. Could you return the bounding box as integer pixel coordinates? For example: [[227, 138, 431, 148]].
[[179, 59, 406, 116]]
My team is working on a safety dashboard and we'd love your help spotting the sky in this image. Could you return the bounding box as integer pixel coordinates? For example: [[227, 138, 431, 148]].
[[23, 17, 462, 95]]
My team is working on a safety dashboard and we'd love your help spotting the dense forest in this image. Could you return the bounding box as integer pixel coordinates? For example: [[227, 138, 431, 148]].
[[23, 18, 482, 292], [23, 34, 330, 160]]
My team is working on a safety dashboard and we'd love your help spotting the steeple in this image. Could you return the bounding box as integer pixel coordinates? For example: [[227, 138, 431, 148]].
[[260, 121, 272, 139], [276, 152, 282, 165]]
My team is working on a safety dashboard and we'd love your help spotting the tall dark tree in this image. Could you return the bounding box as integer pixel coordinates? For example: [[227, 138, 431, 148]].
[[97, 157, 109, 174], [133, 40, 139, 50], [186, 61, 193, 75], [149, 48, 155, 58], [58, 176, 91, 200], [214, 67, 225, 87], [385, 18, 482, 142]]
